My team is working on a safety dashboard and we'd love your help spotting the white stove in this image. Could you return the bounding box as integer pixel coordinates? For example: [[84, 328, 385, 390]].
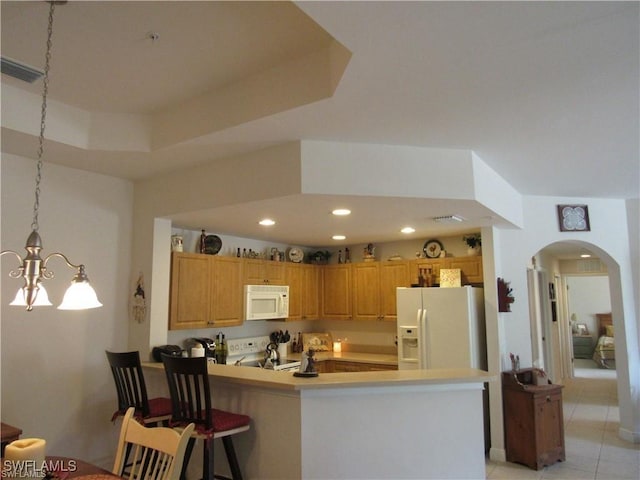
[[226, 336, 301, 372]]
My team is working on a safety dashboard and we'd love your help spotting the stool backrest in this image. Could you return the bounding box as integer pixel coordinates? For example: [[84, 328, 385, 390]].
[[113, 407, 194, 480], [161, 355, 212, 429], [106, 350, 151, 417]]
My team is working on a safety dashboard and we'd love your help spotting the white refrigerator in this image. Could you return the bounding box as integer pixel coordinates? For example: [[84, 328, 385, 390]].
[[397, 286, 486, 370]]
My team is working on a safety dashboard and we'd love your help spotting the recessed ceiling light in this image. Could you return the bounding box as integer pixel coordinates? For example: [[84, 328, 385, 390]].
[[332, 235, 346, 240], [401, 227, 416, 234], [332, 209, 351, 216], [259, 218, 275, 226]]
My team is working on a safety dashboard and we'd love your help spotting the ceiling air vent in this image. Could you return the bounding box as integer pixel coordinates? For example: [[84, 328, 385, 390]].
[[433, 215, 465, 223], [1, 57, 44, 83], [577, 259, 603, 273]]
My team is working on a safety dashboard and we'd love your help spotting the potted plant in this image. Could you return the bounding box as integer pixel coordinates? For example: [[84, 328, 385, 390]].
[[463, 233, 482, 255], [310, 250, 332, 265]]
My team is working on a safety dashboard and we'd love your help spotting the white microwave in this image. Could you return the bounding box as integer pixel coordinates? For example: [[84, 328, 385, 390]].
[[244, 284, 289, 321]]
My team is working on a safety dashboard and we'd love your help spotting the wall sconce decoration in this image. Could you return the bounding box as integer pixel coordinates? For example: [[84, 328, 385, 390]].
[[557, 204, 590, 232], [497, 278, 515, 312]]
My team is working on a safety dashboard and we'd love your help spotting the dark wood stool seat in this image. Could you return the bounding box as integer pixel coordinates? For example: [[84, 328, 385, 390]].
[[161, 355, 250, 480]]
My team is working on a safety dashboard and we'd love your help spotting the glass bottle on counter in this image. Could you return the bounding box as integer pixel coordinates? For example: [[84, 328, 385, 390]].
[[221, 334, 228, 364], [199, 229, 206, 253]]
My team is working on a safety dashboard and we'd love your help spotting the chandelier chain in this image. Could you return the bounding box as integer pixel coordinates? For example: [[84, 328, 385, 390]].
[[32, 1, 56, 233]]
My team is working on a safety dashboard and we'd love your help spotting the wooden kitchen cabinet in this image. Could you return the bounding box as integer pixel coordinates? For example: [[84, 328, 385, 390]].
[[170, 253, 212, 330], [210, 256, 244, 327], [285, 263, 303, 321], [332, 360, 397, 372], [321, 264, 352, 320], [447, 256, 484, 285], [301, 264, 320, 320], [502, 369, 565, 470], [351, 261, 411, 321], [379, 261, 412, 321], [243, 258, 285, 285], [285, 263, 320, 322], [351, 262, 381, 321], [412, 255, 483, 286], [169, 252, 243, 330]]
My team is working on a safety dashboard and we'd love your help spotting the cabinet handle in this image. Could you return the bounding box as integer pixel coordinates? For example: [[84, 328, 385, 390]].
[[546, 396, 551, 402]]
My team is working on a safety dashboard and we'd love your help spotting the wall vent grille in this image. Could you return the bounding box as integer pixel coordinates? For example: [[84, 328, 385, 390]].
[[577, 259, 603, 273], [433, 215, 465, 223], [1, 57, 44, 83]]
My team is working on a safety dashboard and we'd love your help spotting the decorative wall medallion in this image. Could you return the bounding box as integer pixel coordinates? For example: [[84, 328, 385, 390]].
[[557, 204, 590, 232]]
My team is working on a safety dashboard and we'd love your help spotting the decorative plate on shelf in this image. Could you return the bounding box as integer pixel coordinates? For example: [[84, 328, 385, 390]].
[[423, 239, 444, 258], [203, 235, 222, 255], [288, 247, 304, 263]]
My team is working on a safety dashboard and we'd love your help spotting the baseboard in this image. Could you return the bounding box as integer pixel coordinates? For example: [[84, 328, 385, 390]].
[[489, 447, 506, 462], [619, 426, 640, 444]]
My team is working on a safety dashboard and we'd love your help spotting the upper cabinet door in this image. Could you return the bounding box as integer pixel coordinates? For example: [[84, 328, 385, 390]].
[[169, 253, 213, 330], [211, 256, 243, 327], [321, 264, 352, 320], [351, 262, 381, 321], [379, 261, 411, 321], [243, 259, 286, 285]]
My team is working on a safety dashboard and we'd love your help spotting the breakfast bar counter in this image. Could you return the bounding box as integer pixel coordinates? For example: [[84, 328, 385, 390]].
[[143, 362, 493, 479]]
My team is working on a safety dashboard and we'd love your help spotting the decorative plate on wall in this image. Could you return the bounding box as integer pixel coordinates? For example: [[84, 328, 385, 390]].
[[423, 239, 444, 258], [203, 235, 222, 255]]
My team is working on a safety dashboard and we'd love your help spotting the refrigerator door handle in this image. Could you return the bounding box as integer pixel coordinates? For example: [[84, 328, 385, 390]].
[[419, 308, 428, 369]]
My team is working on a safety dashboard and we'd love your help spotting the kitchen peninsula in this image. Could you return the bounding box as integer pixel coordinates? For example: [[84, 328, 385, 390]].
[[143, 362, 493, 479]]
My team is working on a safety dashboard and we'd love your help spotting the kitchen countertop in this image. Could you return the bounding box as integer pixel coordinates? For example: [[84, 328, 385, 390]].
[[143, 361, 493, 391]]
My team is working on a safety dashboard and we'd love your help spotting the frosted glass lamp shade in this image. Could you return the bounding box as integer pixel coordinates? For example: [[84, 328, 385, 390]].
[[57, 281, 102, 310], [10, 286, 52, 307]]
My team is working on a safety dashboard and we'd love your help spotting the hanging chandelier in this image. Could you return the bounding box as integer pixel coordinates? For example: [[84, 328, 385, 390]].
[[1, 1, 102, 312]]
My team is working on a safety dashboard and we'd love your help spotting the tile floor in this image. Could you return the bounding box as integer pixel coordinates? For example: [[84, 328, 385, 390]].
[[486, 360, 640, 479]]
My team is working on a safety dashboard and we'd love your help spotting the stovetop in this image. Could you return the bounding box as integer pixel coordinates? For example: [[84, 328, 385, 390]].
[[227, 335, 300, 371]]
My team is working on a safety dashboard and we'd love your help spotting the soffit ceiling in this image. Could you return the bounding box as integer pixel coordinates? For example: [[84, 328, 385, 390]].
[[1, 1, 638, 254]]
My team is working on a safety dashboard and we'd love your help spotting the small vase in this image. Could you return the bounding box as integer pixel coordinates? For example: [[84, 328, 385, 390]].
[[467, 246, 481, 256]]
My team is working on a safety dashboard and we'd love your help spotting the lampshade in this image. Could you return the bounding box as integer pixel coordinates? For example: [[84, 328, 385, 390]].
[[58, 281, 102, 310], [10, 285, 52, 307]]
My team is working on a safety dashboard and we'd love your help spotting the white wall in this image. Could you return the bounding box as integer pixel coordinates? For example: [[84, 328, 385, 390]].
[[497, 194, 639, 443], [1, 154, 134, 467]]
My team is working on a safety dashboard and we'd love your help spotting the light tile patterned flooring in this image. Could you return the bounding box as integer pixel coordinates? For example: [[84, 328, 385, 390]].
[[486, 360, 640, 480]]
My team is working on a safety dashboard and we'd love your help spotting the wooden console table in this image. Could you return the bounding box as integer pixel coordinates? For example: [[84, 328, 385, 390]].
[[1, 422, 22, 456], [502, 369, 565, 470]]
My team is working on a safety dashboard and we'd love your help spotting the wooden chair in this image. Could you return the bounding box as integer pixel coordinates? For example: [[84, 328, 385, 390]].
[[106, 350, 173, 425], [113, 407, 195, 480], [161, 355, 251, 480]]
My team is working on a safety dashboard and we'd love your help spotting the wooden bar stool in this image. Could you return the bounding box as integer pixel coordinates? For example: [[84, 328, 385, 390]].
[[161, 355, 250, 480], [106, 350, 173, 426]]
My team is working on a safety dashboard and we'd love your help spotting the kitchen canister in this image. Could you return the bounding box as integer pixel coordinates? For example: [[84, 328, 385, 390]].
[[191, 345, 205, 358], [171, 235, 184, 252]]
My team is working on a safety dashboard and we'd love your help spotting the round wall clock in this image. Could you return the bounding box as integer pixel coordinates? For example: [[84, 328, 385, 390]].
[[288, 247, 304, 263], [423, 239, 443, 258]]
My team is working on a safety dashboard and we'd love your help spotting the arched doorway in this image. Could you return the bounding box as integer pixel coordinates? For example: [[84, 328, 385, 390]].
[[529, 240, 638, 444], [530, 241, 613, 380]]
